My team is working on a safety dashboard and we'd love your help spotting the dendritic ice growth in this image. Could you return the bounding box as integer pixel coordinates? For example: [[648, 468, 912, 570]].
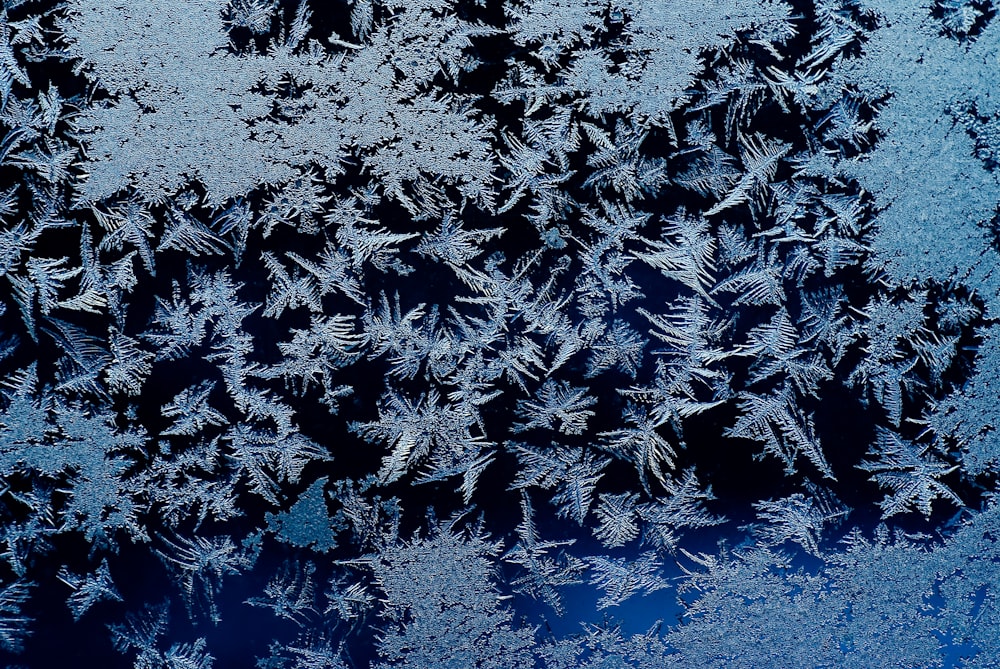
[[0, 0, 998, 666]]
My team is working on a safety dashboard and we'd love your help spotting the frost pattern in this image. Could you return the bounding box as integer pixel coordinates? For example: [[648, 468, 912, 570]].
[[0, 0, 997, 665]]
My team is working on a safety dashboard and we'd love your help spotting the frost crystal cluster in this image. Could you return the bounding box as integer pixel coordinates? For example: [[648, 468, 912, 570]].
[[0, 0, 998, 665]]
